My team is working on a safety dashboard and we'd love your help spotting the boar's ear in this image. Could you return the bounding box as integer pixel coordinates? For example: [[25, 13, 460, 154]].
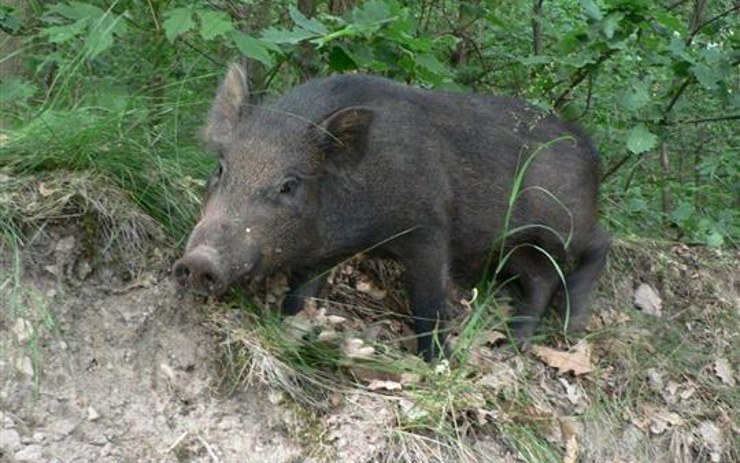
[[204, 63, 249, 145], [315, 106, 373, 170]]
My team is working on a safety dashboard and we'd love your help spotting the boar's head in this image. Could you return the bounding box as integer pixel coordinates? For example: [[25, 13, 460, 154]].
[[173, 64, 372, 296]]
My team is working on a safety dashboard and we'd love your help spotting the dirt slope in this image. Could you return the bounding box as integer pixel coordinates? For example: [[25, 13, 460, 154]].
[[1, 259, 306, 462]]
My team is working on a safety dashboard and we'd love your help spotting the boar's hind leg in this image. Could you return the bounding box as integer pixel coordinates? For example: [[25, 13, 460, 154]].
[[508, 247, 562, 349], [558, 224, 610, 332], [395, 235, 450, 363], [282, 272, 326, 315]]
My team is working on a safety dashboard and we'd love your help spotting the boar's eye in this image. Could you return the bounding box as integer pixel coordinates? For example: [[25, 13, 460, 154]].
[[214, 160, 227, 181], [207, 160, 225, 192], [279, 177, 300, 196]]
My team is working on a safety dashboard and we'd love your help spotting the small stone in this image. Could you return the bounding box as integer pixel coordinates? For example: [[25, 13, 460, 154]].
[[14, 356, 34, 377], [101, 443, 117, 456], [76, 260, 92, 280], [160, 363, 176, 382], [55, 236, 76, 254], [634, 283, 662, 316], [267, 390, 285, 405], [87, 406, 101, 421], [0, 428, 22, 451], [12, 318, 34, 343], [32, 431, 46, 443], [88, 430, 109, 445], [48, 419, 76, 440], [15, 444, 44, 462]]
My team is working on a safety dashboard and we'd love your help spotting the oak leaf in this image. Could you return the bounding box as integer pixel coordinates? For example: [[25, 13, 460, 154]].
[[532, 341, 594, 376]]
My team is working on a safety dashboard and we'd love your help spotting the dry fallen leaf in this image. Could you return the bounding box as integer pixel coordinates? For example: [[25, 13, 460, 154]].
[[366, 380, 403, 391], [713, 358, 736, 387], [14, 356, 34, 377], [532, 341, 594, 376], [282, 312, 313, 340], [434, 359, 451, 375], [317, 329, 341, 342], [477, 363, 518, 392], [696, 421, 723, 462], [342, 338, 375, 359], [646, 367, 664, 393], [355, 279, 387, 300], [474, 408, 496, 426], [348, 367, 419, 387], [643, 405, 684, 435], [327, 315, 348, 326], [484, 330, 507, 346], [633, 283, 662, 316], [399, 372, 421, 385], [38, 182, 57, 197], [558, 377, 582, 406], [12, 318, 34, 343], [397, 398, 429, 421], [560, 417, 579, 463]]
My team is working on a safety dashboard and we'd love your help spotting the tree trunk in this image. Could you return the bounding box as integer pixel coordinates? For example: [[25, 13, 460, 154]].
[[0, 0, 25, 129], [296, 0, 319, 81], [450, 0, 481, 68], [660, 142, 672, 238], [328, 0, 356, 15], [531, 0, 544, 55]]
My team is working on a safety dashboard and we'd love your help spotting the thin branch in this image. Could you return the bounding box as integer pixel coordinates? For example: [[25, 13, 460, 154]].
[[662, 77, 692, 118], [667, 0, 691, 11], [686, 4, 739, 46], [665, 114, 740, 125], [553, 49, 617, 110], [576, 73, 594, 119], [601, 153, 631, 182]]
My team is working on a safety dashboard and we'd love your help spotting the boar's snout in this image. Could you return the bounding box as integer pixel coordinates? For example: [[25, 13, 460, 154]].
[[173, 245, 252, 296]]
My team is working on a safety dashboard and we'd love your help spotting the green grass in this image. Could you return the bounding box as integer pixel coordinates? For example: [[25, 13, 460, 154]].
[[1, 105, 212, 240]]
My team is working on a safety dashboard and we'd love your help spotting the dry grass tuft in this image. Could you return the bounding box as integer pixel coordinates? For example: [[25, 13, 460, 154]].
[[1, 171, 166, 276]]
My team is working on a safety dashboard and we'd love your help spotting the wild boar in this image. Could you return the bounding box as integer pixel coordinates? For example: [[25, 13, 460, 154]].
[[173, 64, 610, 361]]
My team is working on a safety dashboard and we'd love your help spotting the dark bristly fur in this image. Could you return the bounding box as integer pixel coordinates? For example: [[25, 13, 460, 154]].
[[173, 64, 611, 362]]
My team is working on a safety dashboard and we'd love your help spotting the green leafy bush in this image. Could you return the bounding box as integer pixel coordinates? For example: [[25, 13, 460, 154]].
[[1, 0, 737, 246]]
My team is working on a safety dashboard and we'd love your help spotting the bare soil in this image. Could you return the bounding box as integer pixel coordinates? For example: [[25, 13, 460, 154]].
[[0, 228, 308, 462]]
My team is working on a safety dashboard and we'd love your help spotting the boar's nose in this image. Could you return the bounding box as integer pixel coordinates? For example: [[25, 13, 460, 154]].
[[173, 246, 228, 296]]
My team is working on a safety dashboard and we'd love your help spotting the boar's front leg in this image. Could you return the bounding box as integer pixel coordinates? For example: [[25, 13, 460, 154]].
[[393, 233, 450, 362], [282, 271, 325, 315]]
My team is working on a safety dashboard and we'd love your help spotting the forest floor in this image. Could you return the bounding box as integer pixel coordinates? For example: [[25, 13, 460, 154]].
[[1, 174, 738, 463]]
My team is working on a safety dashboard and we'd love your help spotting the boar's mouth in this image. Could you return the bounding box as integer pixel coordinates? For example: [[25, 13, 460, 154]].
[[173, 245, 259, 297]]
